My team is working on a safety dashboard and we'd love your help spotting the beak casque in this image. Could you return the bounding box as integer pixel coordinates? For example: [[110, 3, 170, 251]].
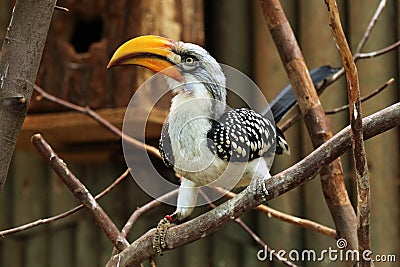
[[107, 35, 184, 82]]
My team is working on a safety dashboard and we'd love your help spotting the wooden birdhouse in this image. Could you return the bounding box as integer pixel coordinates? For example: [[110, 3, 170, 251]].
[[17, 0, 204, 160]]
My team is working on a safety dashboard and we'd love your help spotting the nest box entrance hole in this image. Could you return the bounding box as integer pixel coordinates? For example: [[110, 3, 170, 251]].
[[70, 16, 104, 53]]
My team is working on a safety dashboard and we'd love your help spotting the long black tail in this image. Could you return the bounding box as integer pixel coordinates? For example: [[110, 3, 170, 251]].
[[265, 65, 340, 155], [262, 65, 341, 124]]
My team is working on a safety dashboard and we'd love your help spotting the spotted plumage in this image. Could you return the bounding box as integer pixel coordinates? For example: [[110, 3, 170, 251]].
[[160, 108, 289, 166], [207, 108, 279, 162]]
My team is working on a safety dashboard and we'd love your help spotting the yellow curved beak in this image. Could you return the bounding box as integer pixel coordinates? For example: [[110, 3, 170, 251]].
[[107, 35, 184, 82]]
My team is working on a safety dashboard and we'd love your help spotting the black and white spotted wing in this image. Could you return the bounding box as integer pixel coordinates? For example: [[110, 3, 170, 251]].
[[207, 108, 277, 162]]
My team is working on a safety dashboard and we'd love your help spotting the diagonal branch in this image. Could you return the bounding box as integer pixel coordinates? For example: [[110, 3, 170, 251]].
[[31, 134, 129, 252], [106, 103, 400, 267], [355, 40, 400, 60], [354, 0, 387, 54]]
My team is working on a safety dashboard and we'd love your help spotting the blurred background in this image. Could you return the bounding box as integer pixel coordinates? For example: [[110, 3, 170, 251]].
[[0, 0, 399, 266]]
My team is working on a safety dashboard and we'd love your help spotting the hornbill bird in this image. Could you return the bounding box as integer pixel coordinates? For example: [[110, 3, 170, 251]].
[[108, 35, 338, 253]]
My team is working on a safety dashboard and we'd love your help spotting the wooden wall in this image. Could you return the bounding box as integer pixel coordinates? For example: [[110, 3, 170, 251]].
[[1, 0, 399, 266]]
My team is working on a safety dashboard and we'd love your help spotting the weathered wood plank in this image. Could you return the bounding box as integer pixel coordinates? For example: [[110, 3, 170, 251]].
[[16, 107, 167, 161]]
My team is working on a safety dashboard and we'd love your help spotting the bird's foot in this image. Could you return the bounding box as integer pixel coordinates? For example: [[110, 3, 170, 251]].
[[250, 176, 270, 202], [153, 213, 178, 254]]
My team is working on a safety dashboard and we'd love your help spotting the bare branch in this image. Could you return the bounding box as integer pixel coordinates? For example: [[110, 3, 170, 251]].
[[213, 187, 336, 239], [31, 134, 129, 252], [325, 1, 371, 266], [106, 102, 400, 267], [0, 168, 130, 237], [355, 0, 387, 54], [355, 40, 400, 60]]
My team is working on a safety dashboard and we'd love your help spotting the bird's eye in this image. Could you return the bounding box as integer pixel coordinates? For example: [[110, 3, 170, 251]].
[[185, 57, 195, 64], [181, 56, 198, 70]]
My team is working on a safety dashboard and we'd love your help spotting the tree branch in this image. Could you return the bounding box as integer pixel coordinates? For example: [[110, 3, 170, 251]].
[[258, 0, 357, 252], [325, 1, 371, 265], [106, 102, 400, 267], [354, 0, 387, 54], [0, 0, 56, 191], [31, 134, 129, 252]]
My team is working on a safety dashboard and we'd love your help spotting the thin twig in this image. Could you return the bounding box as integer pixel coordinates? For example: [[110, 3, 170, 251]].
[[0, 168, 130, 237], [355, 0, 387, 54], [325, 1, 371, 266], [33, 84, 160, 158], [355, 40, 400, 60], [199, 190, 298, 267], [54, 5, 69, 12], [325, 78, 394, 115], [213, 187, 336, 239], [31, 134, 129, 252]]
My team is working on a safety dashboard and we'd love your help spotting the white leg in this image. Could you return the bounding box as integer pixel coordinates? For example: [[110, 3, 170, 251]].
[[249, 158, 271, 200], [176, 177, 199, 220], [153, 178, 199, 253]]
